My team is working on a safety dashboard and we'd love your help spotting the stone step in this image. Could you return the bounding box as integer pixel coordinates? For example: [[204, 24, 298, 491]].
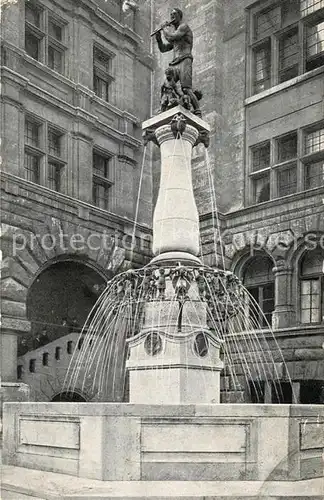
[[2, 464, 323, 500]]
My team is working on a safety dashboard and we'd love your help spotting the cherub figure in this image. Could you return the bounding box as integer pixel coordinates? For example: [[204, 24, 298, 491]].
[[172, 266, 191, 301], [156, 267, 166, 300], [196, 268, 206, 301], [160, 67, 184, 112]]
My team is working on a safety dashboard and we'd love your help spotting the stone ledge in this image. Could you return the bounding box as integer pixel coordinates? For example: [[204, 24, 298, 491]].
[[1, 465, 323, 499], [3, 402, 324, 418]]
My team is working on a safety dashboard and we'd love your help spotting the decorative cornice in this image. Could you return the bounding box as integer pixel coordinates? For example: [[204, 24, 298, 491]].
[[73, 0, 142, 46], [117, 154, 137, 166], [1, 65, 142, 149]]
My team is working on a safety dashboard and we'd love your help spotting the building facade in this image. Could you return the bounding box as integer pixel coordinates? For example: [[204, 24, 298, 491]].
[[1, 0, 324, 403], [1, 0, 153, 401], [152, 0, 324, 403]]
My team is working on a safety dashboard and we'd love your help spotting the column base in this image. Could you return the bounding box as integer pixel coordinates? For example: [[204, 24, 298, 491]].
[[150, 251, 202, 266]]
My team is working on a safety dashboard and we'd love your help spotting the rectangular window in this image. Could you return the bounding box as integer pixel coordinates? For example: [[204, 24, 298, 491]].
[[93, 181, 110, 210], [249, 3, 324, 96], [279, 29, 299, 83], [25, 2, 66, 73], [25, 119, 39, 147], [17, 365, 23, 380], [301, 279, 321, 323], [305, 127, 324, 154], [306, 19, 324, 71], [252, 143, 270, 171], [253, 174, 270, 204], [92, 152, 113, 210], [305, 161, 324, 189], [247, 284, 274, 327], [67, 340, 73, 354], [94, 75, 109, 101], [301, 0, 324, 17], [254, 6, 281, 41], [48, 46, 63, 73], [24, 153, 40, 184], [42, 352, 49, 366], [93, 46, 113, 102], [48, 129, 61, 157], [25, 3, 41, 27], [278, 166, 297, 197], [29, 359, 36, 373], [25, 31, 40, 60], [55, 346, 61, 360], [48, 162, 62, 191], [253, 42, 271, 94], [48, 19, 62, 41], [278, 133, 298, 162], [93, 153, 110, 177]]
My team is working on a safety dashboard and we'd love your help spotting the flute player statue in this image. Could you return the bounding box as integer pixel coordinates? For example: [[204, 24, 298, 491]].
[[154, 8, 202, 117]]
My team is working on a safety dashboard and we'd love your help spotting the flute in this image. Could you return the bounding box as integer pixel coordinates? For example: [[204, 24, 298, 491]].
[[150, 21, 174, 37]]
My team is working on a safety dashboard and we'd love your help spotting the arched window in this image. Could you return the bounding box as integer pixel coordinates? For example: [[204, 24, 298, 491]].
[[300, 248, 324, 324], [243, 255, 275, 328]]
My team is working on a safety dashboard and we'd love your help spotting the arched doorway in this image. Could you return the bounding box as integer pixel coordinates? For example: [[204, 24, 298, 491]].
[[51, 391, 87, 402], [23, 259, 106, 354]]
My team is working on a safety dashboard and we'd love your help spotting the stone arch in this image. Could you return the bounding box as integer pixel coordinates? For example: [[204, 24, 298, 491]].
[[1, 217, 126, 339], [51, 391, 87, 402], [284, 232, 324, 326], [230, 248, 276, 281], [24, 258, 108, 352]]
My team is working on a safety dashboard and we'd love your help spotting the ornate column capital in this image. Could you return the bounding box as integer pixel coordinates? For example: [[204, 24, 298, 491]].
[[155, 122, 199, 146]]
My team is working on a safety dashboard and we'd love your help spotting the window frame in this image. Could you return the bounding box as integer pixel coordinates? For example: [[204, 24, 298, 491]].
[[93, 44, 115, 102], [299, 249, 324, 325], [92, 150, 114, 211], [249, 122, 324, 205], [24, 1, 68, 74], [247, 1, 324, 97], [24, 115, 66, 191], [242, 255, 275, 329]]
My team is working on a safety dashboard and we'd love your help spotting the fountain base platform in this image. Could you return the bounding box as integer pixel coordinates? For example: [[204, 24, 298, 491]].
[[2, 402, 323, 494], [2, 466, 322, 499]]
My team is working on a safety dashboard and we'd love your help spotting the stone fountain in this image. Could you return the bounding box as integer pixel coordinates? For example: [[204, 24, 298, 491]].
[[2, 8, 323, 499]]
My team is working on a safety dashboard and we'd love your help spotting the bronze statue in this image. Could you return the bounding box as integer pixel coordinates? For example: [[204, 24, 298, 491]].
[[160, 67, 185, 112], [154, 8, 202, 116]]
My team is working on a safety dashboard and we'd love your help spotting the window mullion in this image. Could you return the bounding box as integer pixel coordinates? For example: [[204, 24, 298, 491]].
[[270, 138, 276, 199], [43, 122, 48, 187], [299, 20, 305, 75], [297, 128, 304, 192], [271, 34, 279, 87], [259, 286, 264, 325], [44, 10, 49, 66]]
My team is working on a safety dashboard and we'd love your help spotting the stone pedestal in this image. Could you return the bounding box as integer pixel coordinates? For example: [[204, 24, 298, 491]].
[[127, 327, 223, 404], [128, 109, 221, 404]]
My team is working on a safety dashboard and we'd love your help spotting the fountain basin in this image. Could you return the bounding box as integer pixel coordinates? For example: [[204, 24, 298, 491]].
[[3, 402, 323, 482]]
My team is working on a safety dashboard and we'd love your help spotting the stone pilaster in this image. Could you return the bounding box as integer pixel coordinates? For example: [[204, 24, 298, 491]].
[[272, 260, 294, 329]]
